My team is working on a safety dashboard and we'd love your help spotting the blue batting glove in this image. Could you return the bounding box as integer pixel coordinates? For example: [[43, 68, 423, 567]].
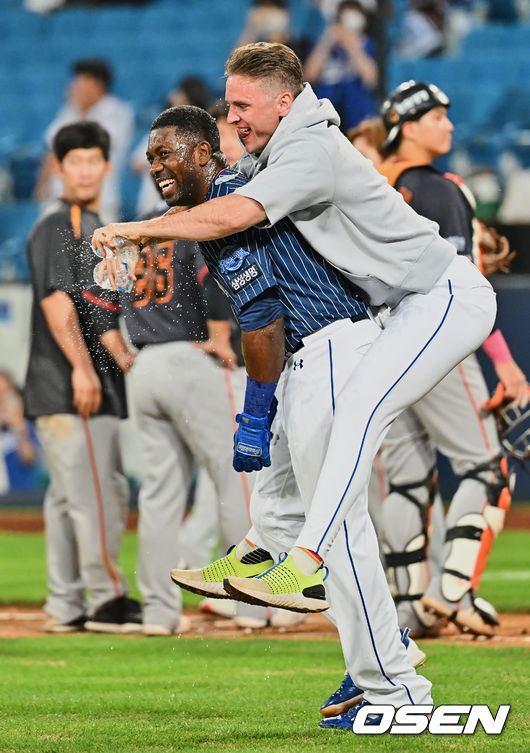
[[233, 413, 271, 472]]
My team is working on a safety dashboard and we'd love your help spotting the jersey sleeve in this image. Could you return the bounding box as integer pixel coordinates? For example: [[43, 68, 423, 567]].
[[233, 140, 335, 226], [28, 217, 78, 302], [81, 285, 121, 336], [212, 230, 279, 313], [205, 172, 280, 313], [238, 288, 283, 333], [396, 168, 470, 245]]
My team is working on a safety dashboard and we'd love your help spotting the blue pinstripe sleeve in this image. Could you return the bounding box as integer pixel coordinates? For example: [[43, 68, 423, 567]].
[[203, 170, 278, 312]]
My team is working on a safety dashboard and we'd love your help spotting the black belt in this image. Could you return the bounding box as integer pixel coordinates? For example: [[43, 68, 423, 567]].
[[291, 311, 369, 355]]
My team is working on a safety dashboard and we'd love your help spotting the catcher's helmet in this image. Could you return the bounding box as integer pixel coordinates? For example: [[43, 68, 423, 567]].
[[482, 384, 530, 475], [380, 80, 450, 150]]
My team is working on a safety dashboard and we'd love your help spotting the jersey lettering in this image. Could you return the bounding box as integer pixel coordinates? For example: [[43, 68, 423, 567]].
[[229, 264, 262, 292]]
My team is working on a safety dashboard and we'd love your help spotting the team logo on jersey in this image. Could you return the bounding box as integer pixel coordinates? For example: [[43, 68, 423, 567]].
[[293, 359, 304, 370], [219, 245, 250, 273], [214, 172, 235, 186], [229, 264, 262, 292]]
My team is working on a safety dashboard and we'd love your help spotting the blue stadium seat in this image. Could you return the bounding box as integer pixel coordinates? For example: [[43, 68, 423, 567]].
[[0, 201, 39, 281], [461, 23, 530, 55]]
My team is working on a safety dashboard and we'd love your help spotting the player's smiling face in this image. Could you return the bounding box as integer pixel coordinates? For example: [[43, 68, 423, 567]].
[[225, 74, 293, 154], [147, 127, 206, 207]]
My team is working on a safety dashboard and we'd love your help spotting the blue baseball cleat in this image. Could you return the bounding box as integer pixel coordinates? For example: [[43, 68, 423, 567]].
[[319, 701, 383, 730], [320, 673, 364, 718], [320, 626, 425, 717]]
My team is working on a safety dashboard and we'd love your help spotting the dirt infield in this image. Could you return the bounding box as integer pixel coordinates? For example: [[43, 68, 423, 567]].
[[1, 506, 530, 533], [0, 510, 138, 533], [1, 605, 528, 646], [2, 510, 528, 645]]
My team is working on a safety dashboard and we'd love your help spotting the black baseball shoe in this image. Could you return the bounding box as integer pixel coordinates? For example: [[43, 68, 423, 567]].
[[85, 596, 143, 634]]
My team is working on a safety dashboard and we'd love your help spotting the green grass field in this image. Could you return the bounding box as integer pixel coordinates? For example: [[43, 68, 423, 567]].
[[1, 528, 528, 611], [0, 638, 528, 753], [0, 527, 528, 752]]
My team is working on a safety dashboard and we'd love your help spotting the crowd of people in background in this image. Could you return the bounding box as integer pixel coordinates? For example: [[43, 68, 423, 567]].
[[8, 0, 526, 229]]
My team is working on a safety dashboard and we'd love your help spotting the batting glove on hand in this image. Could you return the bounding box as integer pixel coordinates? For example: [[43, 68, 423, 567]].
[[233, 413, 271, 472]]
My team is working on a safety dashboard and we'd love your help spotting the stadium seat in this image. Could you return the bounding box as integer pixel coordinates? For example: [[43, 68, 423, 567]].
[[0, 201, 40, 282]]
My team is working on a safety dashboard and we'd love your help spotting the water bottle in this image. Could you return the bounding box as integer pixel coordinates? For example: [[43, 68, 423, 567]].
[[93, 236, 138, 293], [93, 235, 139, 267], [93, 260, 134, 293]]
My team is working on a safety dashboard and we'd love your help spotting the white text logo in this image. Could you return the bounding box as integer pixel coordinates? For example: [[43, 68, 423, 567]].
[[352, 704, 510, 735]]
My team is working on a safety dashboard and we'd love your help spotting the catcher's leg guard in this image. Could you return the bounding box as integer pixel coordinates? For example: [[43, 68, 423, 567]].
[[382, 469, 440, 636], [423, 455, 510, 635]]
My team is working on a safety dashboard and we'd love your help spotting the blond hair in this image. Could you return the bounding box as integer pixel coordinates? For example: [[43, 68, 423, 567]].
[[225, 42, 304, 97]]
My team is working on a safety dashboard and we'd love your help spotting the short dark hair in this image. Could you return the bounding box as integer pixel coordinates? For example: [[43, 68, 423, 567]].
[[225, 42, 304, 98], [252, 0, 287, 8], [72, 59, 112, 90], [338, 0, 365, 14], [151, 106, 223, 160], [53, 121, 111, 162], [171, 75, 212, 110]]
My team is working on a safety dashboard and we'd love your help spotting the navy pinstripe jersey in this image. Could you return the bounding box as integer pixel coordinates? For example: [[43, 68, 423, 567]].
[[200, 169, 367, 352]]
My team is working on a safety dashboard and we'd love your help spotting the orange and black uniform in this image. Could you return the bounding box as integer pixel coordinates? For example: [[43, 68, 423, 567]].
[[24, 199, 126, 419], [379, 161, 475, 259], [23, 198, 131, 628]]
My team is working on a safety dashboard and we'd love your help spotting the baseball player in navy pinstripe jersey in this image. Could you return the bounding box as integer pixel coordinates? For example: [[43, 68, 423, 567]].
[[93, 45, 496, 725]]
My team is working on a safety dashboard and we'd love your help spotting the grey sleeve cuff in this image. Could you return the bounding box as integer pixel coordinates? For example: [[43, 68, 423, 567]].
[[233, 183, 276, 227]]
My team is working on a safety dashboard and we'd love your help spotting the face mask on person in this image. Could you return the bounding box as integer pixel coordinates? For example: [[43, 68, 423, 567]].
[[340, 9, 366, 33], [257, 9, 290, 37]]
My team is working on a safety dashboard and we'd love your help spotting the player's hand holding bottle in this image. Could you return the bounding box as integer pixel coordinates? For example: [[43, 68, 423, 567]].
[[93, 235, 139, 293]]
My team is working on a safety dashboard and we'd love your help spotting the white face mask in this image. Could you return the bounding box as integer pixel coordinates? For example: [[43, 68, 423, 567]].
[[258, 9, 290, 37], [340, 9, 366, 33]]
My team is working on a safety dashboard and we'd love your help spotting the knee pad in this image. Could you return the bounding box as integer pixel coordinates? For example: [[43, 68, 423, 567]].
[[442, 456, 512, 602], [461, 454, 512, 537], [385, 533, 429, 604], [383, 468, 438, 596], [387, 467, 438, 523]]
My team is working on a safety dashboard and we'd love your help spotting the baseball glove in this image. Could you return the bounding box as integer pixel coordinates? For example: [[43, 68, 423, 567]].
[[477, 222, 516, 275], [482, 383, 530, 471]]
